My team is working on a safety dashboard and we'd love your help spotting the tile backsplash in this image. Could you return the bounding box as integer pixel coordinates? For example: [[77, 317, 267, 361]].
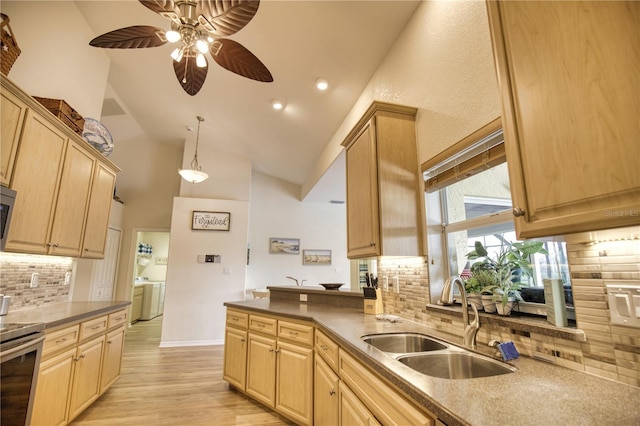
[[378, 237, 640, 388], [0, 253, 73, 312]]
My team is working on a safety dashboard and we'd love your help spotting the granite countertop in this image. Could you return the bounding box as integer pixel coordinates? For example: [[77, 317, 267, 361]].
[[3, 301, 131, 330], [224, 299, 640, 426]]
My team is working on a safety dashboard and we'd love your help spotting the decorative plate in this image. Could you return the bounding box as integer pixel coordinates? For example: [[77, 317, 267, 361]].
[[82, 118, 113, 156]]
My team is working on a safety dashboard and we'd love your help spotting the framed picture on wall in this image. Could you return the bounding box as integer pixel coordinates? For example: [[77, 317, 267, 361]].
[[303, 250, 332, 265], [269, 238, 300, 254], [192, 211, 231, 231]]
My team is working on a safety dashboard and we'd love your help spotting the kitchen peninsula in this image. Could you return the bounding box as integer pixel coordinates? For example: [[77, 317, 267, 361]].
[[224, 287, 639, 426]]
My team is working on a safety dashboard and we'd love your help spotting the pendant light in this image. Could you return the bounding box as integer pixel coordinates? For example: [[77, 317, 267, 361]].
[[178, 116, 209, 183]]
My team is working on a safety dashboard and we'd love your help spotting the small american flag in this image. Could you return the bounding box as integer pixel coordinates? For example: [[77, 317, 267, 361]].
[[460, 261, 472, 279]]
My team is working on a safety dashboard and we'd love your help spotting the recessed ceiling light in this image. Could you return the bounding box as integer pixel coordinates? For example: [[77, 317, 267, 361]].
[[272, 100, 284, 110], [316, 78, 329, 91]]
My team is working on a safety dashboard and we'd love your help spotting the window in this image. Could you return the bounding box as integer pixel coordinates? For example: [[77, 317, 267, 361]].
[[422, 120, 573, 319]]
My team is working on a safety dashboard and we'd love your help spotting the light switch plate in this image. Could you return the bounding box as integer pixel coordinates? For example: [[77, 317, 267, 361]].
[[30, 273, 39, 288]]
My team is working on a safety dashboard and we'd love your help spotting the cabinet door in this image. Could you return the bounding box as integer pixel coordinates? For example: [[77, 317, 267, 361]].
[[4, 109, 66, 254], [314, 356, 339, 426], [100, 326, 125, 394], [487, 1, 640, 238], [82, 163, 116, 258], [339, 381, 380, 426], [223, 327, 248, 390], [275, 340, 313, 425], [131, 293, 143, 322], [48, 139, 95, 256], [0, 88, 26, 186], [246, 333, 276, 407], [68, 335, 105, 421], [31, 348, 76, 426], [346, 118, 380, 258]]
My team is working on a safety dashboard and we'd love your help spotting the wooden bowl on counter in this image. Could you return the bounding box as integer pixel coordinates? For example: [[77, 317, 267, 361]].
[[320, 283, 344, 290]]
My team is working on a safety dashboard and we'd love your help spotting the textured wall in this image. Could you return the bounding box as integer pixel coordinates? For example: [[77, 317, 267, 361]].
[[0, 253, 73, 312], [378, 235, 640, 387]]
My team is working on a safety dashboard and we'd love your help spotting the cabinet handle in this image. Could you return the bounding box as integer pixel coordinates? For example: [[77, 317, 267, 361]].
[[329, 390, 335, 396], [320, 344, 328, 351], [257, 323, 265, 328], [84, 248, 89, 252], [90, 325, 101, 330], [289, 331, 298, 337], [269, 348, 280, 353], [74, 354, 85, 361], [240, 338, 246, 343], [512, 207, 525, 217], [55, 338, 68, 344], [369, 241, 376, 246]]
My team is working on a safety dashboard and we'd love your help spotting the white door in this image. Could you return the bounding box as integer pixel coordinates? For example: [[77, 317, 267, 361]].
[[89, 227, 122, 301]]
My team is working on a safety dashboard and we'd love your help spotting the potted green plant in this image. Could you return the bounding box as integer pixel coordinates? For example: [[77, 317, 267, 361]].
[[466, 239, 548, 315], [463, 270, 498, 313]]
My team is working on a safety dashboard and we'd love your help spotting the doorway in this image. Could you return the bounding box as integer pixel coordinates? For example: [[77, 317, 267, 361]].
[[129, 230, 170, 325]]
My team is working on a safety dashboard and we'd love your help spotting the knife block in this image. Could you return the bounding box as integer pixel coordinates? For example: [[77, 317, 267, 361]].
[[364, 289, 384, 315]]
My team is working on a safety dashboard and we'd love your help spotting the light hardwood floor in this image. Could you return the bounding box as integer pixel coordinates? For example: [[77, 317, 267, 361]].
[[71, 317, 294, 425]]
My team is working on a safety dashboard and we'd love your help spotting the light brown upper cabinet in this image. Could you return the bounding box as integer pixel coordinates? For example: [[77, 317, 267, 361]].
[[486, 1, 640, 238], [1, 87, 27, 186], [342, 102, 423, 259], [1, 74, 120, 258]]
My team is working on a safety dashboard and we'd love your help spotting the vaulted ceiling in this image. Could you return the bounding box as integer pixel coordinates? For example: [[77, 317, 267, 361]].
[[74, 1, 422, 201]]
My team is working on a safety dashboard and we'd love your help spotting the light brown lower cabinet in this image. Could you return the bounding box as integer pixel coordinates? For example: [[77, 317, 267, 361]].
[[100, 326, 125, 394], [223, 308, 438, 426], [223, 326, 248, 390], [314, 355, 339, 426], [67, 335, 105, 421], [339, 380, 381, 426], [31, 347, 76, 426], [31, 310, 127, 426]]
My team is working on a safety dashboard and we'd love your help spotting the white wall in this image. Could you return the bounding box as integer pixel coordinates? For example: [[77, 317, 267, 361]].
[[161, 197, 249, 346], [246, 171, 349, 291], [303, 0, 501, 197], [1, 1, 109, 120]]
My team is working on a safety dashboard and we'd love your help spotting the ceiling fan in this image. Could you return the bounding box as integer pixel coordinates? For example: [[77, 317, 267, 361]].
[[89, 0, 273, 96]]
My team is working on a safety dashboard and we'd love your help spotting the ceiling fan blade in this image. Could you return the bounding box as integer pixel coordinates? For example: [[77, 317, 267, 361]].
[[89, 26, 167, 49], [197, 0, 260, 36], [210, 39, 273, 82], [138, 0, 180, 22], [173, 55, 208, 96]]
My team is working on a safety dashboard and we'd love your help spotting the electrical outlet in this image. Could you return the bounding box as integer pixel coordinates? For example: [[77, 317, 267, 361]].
[[382, 276, 389, 291], [393, 276, 400, 294], [300, 294, 308, 302], [65, 272, 72, 285], [30, 273, 39, 288]]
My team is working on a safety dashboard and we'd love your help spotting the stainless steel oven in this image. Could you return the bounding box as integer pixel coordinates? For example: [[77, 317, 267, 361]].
[[0, 322, 45, 426], [0, 186, 17, 251]]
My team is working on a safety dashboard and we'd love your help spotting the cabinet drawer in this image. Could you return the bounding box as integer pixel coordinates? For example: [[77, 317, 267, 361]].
[[42, 324, 79, 357], [79, 316, 108, 341], [315, 329, 339, 371], [108, 309, 128, 329], [248, 314, 277, 336], [226, 310, 249, 329], [278, 321, 313, 347]]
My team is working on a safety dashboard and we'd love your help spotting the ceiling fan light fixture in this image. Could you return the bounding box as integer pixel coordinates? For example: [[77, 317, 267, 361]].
[[196, 53, 207, 68], [179, 116, 209, 184], [196, 39, 209, 53], [166, 29, 181, 43], [170, 47, 184, 62], [316, 78, 329, 91]]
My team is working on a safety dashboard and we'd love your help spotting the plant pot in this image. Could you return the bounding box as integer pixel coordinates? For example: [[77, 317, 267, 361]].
[[481, 295, 497, 313], [495, 298, 515, 316], [468, 293, 483, 311]]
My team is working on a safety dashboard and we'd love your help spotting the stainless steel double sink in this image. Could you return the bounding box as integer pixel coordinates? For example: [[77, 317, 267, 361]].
[[361, 332, 516, 379]]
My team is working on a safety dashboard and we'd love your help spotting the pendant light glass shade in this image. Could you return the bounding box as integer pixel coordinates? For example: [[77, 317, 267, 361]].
[[179, 116, 209, 183]]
